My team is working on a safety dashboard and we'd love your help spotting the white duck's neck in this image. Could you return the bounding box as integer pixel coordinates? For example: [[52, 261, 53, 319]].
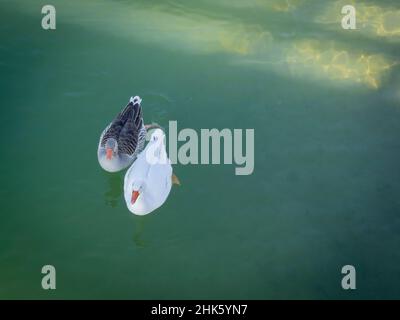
[[144, 139, 167, 164]]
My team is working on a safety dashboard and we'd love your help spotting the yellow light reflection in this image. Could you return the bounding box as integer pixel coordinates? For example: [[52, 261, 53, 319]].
[[200, 0, 304, 12], [12, 0, 399, 90], [286, 40, 397, 89]]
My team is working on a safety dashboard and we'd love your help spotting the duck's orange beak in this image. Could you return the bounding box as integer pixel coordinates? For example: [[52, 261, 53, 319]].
[[131, 191, 139, 205], [106, 148, 113, 160]]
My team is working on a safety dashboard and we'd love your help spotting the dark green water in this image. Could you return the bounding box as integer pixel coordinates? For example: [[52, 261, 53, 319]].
[[1, 0, 400, 299]]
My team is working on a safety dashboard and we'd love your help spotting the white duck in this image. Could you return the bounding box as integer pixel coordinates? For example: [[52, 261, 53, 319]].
[[124, 129, 179, 215]]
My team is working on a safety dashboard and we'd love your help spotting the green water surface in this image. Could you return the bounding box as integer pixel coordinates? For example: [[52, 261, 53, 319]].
[[0, 0, 400, 299]]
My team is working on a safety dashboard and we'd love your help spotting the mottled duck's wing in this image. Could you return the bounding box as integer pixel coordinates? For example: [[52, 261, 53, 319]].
[[118, 102, 144, 156], [100, 102, 133, 147]]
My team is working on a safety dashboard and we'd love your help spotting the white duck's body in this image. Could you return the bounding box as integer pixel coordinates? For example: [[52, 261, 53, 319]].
[[124, 129, 173, 215]]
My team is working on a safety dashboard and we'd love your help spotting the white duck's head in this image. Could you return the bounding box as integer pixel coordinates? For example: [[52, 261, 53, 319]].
[[150, 128, 165, 142], [105, 138, 118, 160]]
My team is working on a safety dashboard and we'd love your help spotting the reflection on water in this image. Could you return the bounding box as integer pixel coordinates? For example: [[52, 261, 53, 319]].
[[12, 0, 399, 89], [201, 0, 304, 12], [235, 39, 397, 89], [104, 172, 147, 247], [218, 26, 273, 55], [133, 217, 146, 248], [268, 0, 303, 12], [286, 40, 397, 89], [104, 173, 123, 208]]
